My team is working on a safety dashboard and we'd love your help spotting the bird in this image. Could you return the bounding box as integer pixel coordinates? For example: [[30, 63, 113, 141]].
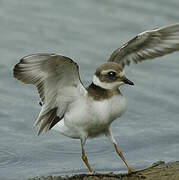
[[13, 23, 179, 174]]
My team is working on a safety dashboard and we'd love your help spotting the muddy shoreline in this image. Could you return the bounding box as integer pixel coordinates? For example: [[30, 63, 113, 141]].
[[28, 161, 179, 180]]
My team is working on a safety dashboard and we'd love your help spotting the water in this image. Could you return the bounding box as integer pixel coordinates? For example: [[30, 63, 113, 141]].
[[0, 0, 179, 179]]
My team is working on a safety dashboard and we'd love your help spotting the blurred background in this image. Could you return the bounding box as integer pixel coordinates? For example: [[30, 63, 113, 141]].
[[0, 0, 179, 180]]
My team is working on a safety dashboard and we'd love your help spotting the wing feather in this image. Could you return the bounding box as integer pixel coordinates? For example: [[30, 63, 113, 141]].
[[13, 53, 86, 135], [108, 23, 179, 67]]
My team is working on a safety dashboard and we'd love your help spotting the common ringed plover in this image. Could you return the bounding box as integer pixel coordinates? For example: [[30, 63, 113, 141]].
[[13, 23, 179, 173]]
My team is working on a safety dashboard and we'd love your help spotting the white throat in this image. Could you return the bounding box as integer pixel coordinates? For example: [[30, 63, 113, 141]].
[[93, 75, 123, 89]]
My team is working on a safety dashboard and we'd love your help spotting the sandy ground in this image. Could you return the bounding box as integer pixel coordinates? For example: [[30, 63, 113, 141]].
[[27, 161, 179, 180]]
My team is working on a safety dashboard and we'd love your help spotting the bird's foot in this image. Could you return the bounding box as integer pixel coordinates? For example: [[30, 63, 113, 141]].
[[128, 168, 136, 174], [90, 171, 95, 175]]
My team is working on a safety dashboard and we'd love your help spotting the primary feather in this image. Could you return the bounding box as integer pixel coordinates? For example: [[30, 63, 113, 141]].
[[108, 23, 179, 67]]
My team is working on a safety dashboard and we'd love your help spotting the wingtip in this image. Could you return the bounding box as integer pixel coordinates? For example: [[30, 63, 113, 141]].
[[37, 128, 43, 136], [13, 58, 27, 81], [13, 63, 20, 79], [37, 131, 41, 136]]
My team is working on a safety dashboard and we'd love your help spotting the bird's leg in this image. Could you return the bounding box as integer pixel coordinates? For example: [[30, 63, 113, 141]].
[[113, 143, 135, 173], [81, 139, 94, 173], [105, 129, 135, 173]]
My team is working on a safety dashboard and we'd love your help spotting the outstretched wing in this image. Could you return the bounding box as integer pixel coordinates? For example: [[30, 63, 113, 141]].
[[13, 53, 86, 135], [108, 23, 179, 67]]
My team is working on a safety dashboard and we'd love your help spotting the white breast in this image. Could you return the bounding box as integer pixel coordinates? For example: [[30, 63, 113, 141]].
[[80, 94, 127, 137], [108, 94, 127, 120], [92, 94, 127, 123]]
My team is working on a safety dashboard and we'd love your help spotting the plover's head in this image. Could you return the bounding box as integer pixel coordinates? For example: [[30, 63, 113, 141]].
[[93, 62, 134, 89]]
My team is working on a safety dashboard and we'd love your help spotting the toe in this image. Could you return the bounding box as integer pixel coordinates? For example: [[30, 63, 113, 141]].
[[128, 168, 136, 173]]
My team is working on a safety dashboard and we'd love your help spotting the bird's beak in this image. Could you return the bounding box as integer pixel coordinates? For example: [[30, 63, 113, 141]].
[[122, 77, 134, 86]]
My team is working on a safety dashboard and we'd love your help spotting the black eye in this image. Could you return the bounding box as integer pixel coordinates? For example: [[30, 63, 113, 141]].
[[107, 71, 116, 79]]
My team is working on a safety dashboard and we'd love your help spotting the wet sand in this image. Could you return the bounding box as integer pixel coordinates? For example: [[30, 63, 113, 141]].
[[28, 161, 179, 180]]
